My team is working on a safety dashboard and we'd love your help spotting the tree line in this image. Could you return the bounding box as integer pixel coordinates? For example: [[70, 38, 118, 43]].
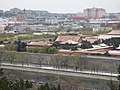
[[0, 68, 61, 90]]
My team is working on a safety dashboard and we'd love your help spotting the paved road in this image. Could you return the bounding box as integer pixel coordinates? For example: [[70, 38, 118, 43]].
[[0, 63, 118, 81]]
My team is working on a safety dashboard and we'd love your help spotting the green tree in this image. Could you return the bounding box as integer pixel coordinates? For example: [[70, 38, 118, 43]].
[[53, 41, 61, 48], [25, 80, 32, 89], [16, 40, 26, 52], [19, 79, 26, 90], [103, 37, 120, 50], [27, 48, 41, 53], [0, 68, 33, 90], [47, 46, 58, 54], [4, 43, 17, 51], [37, 83, 60, 90], [80, 41, 93, 49], [57, 84, 61, 90], [41, 46, 58, 54], [44, 82, 50, 90], [0, 68, 4, 77], [41, 46, 49, 54]]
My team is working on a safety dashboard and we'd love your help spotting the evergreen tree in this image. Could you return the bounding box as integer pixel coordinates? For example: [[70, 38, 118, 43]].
[[25, 80, 32, 89], [37, 83, 61, 90], [57, 84, 61, 90], [51, 85, 57, 90], [80, 41, 93, 49], [44, 82, 50, 90], [108, 80, 116, 90], [16, 40, 26, 52], [103, 37, 120, 50], [117, 65, 120, 80], [0, 68, 33, 90]]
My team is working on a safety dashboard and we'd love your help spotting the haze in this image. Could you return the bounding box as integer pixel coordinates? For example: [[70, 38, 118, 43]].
[[0, 0, 120, 13]]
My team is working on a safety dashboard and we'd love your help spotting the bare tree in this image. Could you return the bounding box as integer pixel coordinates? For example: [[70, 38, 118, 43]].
[[0, 50, 5, 65], [51, 55, 63, 69], [5, 51, 16, 64], [16, 52, 28, 65], [36, 56, 43, 67], [71, 54, 80, 71]]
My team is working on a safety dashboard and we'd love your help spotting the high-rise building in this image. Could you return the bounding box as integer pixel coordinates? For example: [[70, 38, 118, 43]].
[[83, 7, 106, 18]]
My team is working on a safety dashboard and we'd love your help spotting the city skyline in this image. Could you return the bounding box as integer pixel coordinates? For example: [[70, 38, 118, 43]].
[[0, 0, 120, 13]]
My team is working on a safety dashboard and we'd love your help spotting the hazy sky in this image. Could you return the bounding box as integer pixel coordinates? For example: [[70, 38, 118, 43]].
[[0, 0, 120, 13]]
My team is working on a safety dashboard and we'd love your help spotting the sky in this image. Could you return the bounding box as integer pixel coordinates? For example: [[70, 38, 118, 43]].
[[0, 0, 120, 13]]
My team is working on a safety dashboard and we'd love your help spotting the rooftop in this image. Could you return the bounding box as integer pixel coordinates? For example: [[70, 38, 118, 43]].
[[27, 41, 49, 47], [107, 30, 120, 35], [55, 35, 83, 42]]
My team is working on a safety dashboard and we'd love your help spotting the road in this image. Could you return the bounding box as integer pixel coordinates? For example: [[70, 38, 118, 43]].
[[0, 63, 118, 81]]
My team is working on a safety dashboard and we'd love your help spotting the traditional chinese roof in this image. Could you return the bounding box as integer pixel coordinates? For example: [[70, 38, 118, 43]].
[[60, 39, 79, 45], [27, 41, 49, 47], [107, 30, 120, 35], [55, 35, 83, 42]]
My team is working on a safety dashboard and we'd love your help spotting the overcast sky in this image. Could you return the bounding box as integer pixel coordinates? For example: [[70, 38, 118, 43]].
[[0, 0, 120, 13]]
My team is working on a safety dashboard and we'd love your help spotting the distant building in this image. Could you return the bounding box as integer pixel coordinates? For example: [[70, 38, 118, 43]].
[[106, 13, 120, 19], [16, 12, 27, 22], [0, 23, 5, 31], [83, 7, 106, 18], [32, 10, 49, 17], [45, 17, 59, 24]]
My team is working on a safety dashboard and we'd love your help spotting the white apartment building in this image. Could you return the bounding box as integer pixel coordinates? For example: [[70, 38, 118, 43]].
[[83, 7, 106, 18]]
